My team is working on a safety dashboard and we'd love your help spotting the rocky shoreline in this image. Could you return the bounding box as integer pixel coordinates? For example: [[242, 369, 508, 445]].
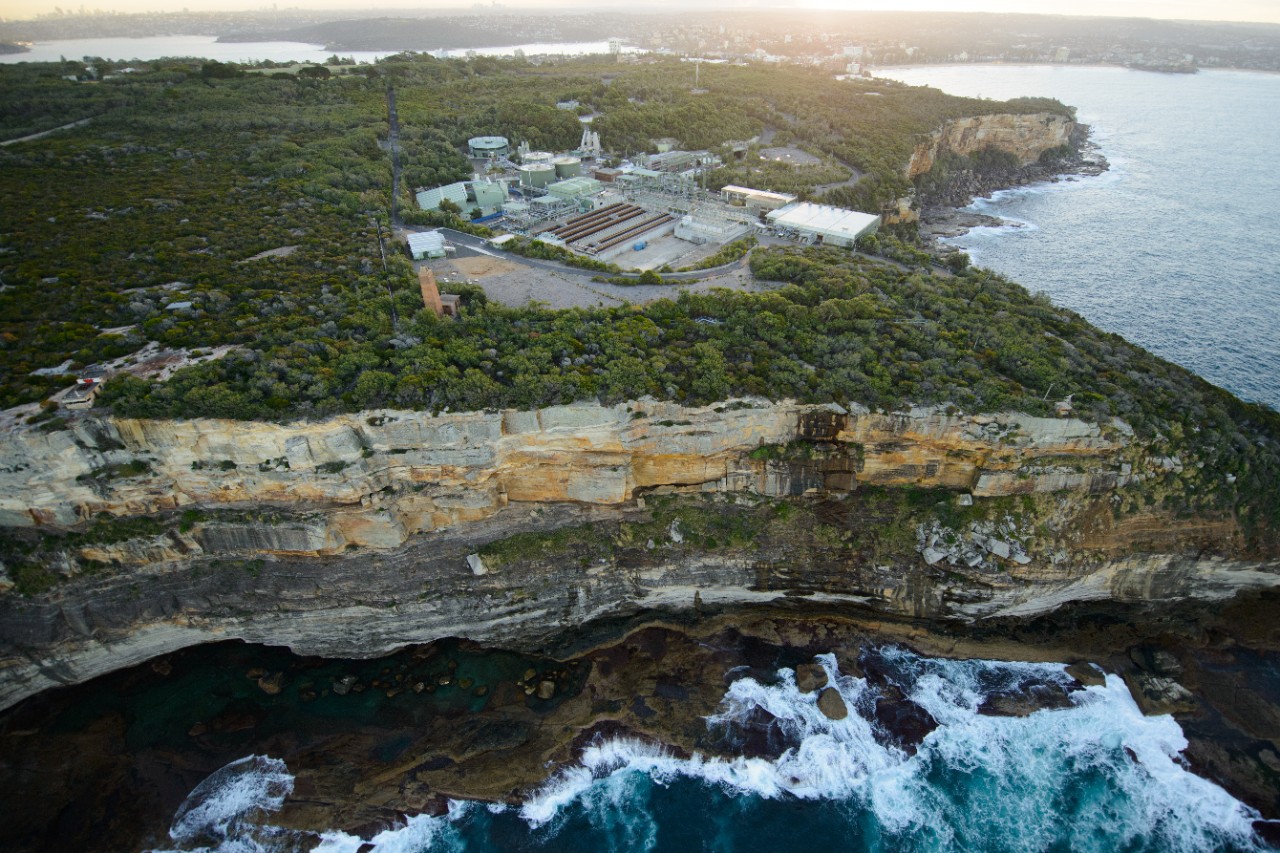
[[2, 595, 1279, 852], [919, 136, 1110, 253]]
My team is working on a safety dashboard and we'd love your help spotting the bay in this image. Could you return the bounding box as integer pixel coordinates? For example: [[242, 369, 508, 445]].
[[881, 65, 1280, 411]]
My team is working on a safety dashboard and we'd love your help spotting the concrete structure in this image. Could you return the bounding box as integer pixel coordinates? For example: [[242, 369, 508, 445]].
[[502, 200, 530, 217], [675, 214, 750, 245], [593, 167, 622, 183], [721, 185, 798, 212], [522, 150, 554, 164], [468, 136, 510, 159], [518, 163, 556, 189], [407, 231, 447, 259], [647, 150, 719, 173], [766, 202, 881, 247], [553, 156, 583, 180], [547, 176, 603, 201], [416, 182, 468, 212], [418, 268, 459, 318], [63, 381, 101, 410], [578, 128, 602, 158]]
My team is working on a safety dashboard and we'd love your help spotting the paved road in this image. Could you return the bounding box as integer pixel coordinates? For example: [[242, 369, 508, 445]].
[[386, 87, 402, 226], [1, 117, 93, 147]]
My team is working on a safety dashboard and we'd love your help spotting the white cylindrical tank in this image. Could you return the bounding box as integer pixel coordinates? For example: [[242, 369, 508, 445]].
[[521, 150, 554, 164], [553, 156, 582, 179]]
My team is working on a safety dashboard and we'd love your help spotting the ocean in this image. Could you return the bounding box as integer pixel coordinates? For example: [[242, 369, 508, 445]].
[[157, 649, 1266, 852], [881, 65, 1280, 412]]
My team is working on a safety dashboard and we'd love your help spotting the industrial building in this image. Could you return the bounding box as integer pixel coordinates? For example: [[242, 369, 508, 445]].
[[765, 202, 881, 247], [416, 179, 509, 217], [470, 179, 507, 216], [416, 182, 469, 213], [468, 136, 510, 159], [674, 213, 750, 245], [546, 176, 602, 202], [544, 201, 675, 255], [721, 185, 798, 213], [407, 231, 448, 259]]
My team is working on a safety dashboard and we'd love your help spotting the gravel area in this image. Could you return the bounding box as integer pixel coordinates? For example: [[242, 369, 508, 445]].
[[423, 252, 774, 310]]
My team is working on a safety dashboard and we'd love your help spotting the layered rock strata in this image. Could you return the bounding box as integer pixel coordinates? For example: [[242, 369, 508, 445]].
[[2, 399, 1124, 542], [906, 112, 1079, 179], [1, 399, 1275, 712]]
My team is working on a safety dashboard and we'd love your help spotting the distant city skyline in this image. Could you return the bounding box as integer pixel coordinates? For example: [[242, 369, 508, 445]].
[[2, 0, 1279, 24]]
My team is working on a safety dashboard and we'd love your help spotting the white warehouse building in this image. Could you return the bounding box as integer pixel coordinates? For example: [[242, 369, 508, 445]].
[[766, 202, 880, 247], [407, 230, 447, 259]]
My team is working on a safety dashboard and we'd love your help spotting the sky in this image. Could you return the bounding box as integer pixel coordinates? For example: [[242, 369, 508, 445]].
[[2, 0, 1278, 24]]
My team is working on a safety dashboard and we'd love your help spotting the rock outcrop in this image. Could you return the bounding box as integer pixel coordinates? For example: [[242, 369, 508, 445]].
[[906, 112, 1078, 179], [0, 398, 1274, 712], [1, 400, 1124, 547]]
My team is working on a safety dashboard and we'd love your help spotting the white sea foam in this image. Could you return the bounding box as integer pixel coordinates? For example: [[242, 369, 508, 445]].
[[154, 754, 295, 853], [161, 650, 1268, 852], [314, 812, 454, 853]]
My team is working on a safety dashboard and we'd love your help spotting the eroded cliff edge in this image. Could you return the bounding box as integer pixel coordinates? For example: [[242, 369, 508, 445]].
[[1, 398, 1274, 712]]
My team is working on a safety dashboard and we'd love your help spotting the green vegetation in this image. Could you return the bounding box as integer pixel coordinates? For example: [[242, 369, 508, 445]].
[[678, 236, 757, 272], [0, 52, 1276, 546]]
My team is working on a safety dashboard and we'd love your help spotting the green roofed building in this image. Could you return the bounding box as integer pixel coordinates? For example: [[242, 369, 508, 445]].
[[416, 182, 469, 212]]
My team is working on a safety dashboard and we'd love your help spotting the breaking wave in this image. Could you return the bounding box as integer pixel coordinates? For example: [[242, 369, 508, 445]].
[[159, 650, 1270, 852]]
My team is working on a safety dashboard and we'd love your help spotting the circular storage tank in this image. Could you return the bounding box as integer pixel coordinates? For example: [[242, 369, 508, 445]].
[[553, 156, 582, 179], [518, 163, 556, 189], [468, 135, 510, 158], [521, 150, 554, 164]]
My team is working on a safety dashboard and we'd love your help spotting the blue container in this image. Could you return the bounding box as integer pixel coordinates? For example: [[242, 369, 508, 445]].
[[633, 241, 647, 251]]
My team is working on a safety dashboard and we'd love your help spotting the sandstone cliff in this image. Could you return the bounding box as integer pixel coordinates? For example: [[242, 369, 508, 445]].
[[3, 399, 1124, 548], [906, 112, 1078, 179], [1, 399, 1275, 712]]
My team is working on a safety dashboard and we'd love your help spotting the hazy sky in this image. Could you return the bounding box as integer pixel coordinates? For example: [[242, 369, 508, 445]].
[[2, 0, 1278, 24]]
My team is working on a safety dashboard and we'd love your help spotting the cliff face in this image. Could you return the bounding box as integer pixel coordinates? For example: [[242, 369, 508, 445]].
[[5, 399, 1121, 550], [906, 112, 1078, 179], [1, 399, 1276, 712]]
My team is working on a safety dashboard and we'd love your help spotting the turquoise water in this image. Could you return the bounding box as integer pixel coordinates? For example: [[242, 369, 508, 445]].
[[882, 65, 1280, 411], [159, 649, 1270, 853]]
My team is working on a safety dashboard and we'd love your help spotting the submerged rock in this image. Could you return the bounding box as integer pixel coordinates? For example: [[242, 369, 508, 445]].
[[256, 672, 283, 695]]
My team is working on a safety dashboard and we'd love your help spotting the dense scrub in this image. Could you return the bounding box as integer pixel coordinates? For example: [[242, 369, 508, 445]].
[[2, 53, 1276, 542], [0, 53, 1061, 411]]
